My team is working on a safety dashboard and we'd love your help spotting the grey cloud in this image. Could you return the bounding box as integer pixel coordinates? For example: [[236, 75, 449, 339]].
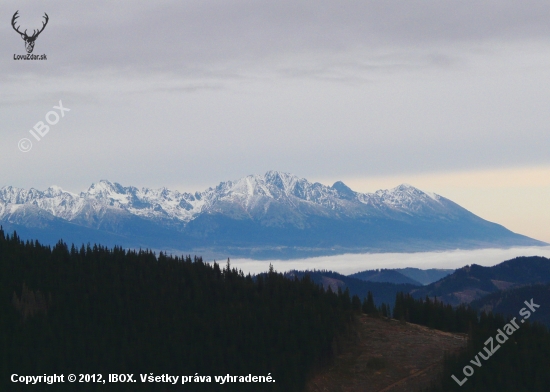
[[3, 0, 550, 78], [1, 0, 550, 195]]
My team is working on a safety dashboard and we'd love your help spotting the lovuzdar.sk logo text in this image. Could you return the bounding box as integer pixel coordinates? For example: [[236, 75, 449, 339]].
[[11, 10, 48, 60]]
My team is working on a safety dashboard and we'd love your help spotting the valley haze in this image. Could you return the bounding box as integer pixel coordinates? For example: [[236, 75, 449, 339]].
[[229, 246, 550, 276]]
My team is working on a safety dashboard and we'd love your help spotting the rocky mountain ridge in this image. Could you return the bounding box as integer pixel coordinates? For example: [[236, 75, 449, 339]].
[[0, 171, 545, 258]]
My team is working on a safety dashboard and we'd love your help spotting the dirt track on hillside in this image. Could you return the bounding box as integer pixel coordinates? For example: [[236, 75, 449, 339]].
[[306, 315, 467, 392]]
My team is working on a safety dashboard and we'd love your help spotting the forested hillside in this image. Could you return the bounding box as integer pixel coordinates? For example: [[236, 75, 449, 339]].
[[3, 227, 549, 392], [286, 270, 417, 307], [0, 229, 354, 392], [348, 268, 422, 285], [393, 294, 550, 391], [471, 283, 550, 327], [427, 314, 550, 391], [411, 256, 550, 305]]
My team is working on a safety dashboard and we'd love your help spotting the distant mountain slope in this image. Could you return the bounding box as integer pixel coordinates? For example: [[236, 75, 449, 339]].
[[470, 283, 550, 327], [411, 256, 550, 306], [286, 270, 419, 306], [396, 268, 454, 285], [348, 269, 423, 286], [0, 171, 545, 258]]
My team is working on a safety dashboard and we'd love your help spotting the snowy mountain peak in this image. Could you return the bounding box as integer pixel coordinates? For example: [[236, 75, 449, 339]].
[[0, 171, 451, 227], [394, 183, 415, 190], [332, 181, 355, 199], [85, 180, 122, 196], [44, 185, 68, 197], [364, 183, 442, 215], [263, 171, 299, 191]]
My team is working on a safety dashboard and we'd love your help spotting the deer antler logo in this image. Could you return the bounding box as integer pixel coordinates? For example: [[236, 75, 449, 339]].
[[11, 11, 49, 54]]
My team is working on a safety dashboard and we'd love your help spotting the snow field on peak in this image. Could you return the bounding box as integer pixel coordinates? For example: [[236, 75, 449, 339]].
[[0, 171, 445, 224]]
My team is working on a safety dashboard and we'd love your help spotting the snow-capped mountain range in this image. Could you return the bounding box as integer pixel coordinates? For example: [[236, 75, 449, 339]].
[[0, 171, 544, 258]]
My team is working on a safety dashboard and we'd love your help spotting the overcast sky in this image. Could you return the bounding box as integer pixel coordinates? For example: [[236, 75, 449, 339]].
[[1, 1, 550, 242]]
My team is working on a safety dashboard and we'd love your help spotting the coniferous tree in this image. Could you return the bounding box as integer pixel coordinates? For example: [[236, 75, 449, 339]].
[[0, 229, 355, 392]]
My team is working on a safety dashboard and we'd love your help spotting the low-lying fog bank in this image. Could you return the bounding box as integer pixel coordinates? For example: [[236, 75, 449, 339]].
[[223, 246, 550, 275]]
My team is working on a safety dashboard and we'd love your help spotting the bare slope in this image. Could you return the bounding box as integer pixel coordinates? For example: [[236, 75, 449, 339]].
[[306, 315, 467, 392]]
